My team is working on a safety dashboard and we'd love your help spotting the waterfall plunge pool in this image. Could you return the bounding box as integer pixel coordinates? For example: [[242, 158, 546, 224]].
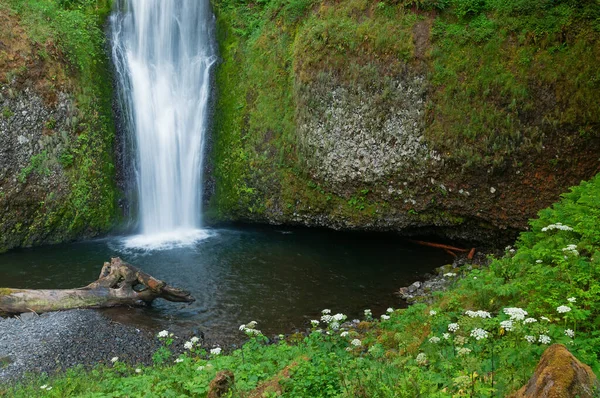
[[0, 225, 451, 343]]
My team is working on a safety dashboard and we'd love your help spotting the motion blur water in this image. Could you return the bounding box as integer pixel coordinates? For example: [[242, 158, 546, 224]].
[[111, 0, 216, 247]]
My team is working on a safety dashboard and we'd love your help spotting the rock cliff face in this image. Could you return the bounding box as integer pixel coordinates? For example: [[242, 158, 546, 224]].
[[0, 4, 119, 252], [207, 0, 600, 244]]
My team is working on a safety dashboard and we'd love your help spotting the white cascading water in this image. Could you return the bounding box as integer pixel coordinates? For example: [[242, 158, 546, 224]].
[[111, 0, 217, 249]]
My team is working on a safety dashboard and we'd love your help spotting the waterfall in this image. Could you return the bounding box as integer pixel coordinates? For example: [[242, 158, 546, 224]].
[[111, 0, 217, 248]]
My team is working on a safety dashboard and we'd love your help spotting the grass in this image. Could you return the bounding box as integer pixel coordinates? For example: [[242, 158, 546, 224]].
[[4, 174, 600, 396]]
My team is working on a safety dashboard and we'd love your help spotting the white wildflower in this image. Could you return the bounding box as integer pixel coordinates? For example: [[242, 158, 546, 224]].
[[333, 313, 346, 322], [536, 260, 543, 264], [111, 357, 119, 363], [197, 366, 205, 371], [525, 335, 536, 343], [135, 368, 142, 373], [567, 297, 576, 303], [158, 330, 169, 338], [345, 347, 352, 352], [500, 320, 513, 331], [247, 321, 258, 329], [557, 305, 571, 314], [539, 334, 551, 344], [457, 347, 471, 356], [562, 245, 579, 256], [503, 307, 528, 321], [429, 336, 441, 344], [444, 272, 457, 277], [541, 316, 551, 322], [541, 223, 573, 232], [245, 328, 263, 336], [330, 321, 340, 330], [310, 320, 320, 327], [322, 309, 331, 314], [40, 385, 48, 390], [184, 341, 194, 350], [470, 328, 489, 340], [387, 307, 394, 313], [340, 331, 349, 337], [443, 333, 450, 340], [429, 310, 437, 316], [321, 314, 333, 323], [239, 324, 246, 331], [448, 323, 460, 332], [465, 310, 491, 318], [523, 318, 537, 324], [190, 336, 200, 343], [415, 353, 427, 366], [565, 329, 575, 338], [351, 339, 362, 347], [46, 387, 52, 391], [364, 309, 372, 316], [381, 315, 390, 320], [210, 347, 222, 355], [175, 358, 184, 363]]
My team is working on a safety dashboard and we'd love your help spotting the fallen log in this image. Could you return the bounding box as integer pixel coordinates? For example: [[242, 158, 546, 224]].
[[0, 257, 194, 316], [409, 240, 469, 253]]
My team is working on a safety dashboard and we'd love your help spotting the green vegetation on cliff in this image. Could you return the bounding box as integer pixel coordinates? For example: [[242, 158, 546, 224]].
[[0, 0, 119, 251], [5, 172, 600, 397], [208, 0, 600, 238]]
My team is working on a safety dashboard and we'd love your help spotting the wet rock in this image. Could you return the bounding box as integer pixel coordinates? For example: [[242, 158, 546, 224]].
[[207, 370, 235, 398], [407, 281, 421, 293], [511, 344, 599, 398]]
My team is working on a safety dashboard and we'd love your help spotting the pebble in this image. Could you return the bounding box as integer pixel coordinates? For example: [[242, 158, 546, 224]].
[[0, 309, 161, 383]]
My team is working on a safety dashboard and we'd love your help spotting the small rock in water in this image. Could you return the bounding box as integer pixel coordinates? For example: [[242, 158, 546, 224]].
[[408, 281, 421, 293]]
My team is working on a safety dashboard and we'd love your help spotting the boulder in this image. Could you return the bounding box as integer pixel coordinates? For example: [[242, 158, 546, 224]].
[[207, 370, 235, 398], [511, 344, 599, 398]]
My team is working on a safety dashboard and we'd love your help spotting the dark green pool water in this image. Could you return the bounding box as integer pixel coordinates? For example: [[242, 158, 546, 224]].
[[0, 226, 450, 342]]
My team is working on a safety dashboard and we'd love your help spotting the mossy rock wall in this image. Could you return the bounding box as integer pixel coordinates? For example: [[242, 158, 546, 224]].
[[207, 0, 600, 243], [0, 0, 120, 252]]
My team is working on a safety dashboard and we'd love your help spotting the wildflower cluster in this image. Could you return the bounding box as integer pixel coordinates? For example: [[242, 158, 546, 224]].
[[465, 310, 491, 318], [503, 307, 528, 321], [319, 310, 347, 330], [562, 244, 579, 256], [541, 222, 573, 232], [239, 321, 262, 336]]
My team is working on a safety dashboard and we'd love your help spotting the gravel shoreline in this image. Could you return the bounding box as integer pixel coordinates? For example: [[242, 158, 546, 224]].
[[0, 309, 162, 383]]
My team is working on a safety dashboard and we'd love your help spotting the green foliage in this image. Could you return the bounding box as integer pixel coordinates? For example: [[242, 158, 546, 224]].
[[426, 0, 600, 168], [1, 107, 14, 118], [18, 150, 50, 183]]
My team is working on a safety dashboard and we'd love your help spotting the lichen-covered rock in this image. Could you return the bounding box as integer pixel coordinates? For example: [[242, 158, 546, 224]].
[[297, 74, 435, 189], [511, 344, 599, 398]]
